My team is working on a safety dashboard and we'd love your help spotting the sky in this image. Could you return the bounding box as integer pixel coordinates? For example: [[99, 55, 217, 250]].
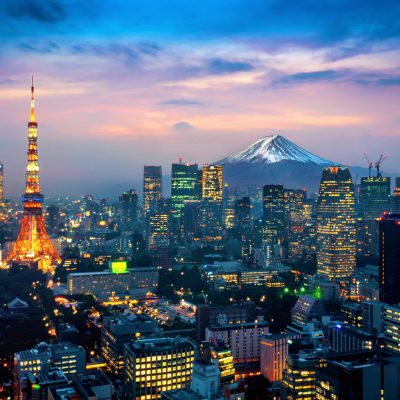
[[0, 0, 399, 197]]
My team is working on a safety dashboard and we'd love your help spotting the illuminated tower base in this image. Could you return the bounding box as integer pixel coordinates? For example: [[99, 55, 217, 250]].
[[6, 213, 61, 273]]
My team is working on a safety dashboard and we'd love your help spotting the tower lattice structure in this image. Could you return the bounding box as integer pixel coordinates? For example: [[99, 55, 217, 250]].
[[6, 78, 61, 272]]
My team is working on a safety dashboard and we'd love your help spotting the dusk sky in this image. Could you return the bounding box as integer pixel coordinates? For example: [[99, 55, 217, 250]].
[[0, 0, 399, 197]]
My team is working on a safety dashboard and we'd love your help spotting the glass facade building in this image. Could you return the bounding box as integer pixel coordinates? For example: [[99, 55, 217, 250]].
[[316, 167, 356, 283]]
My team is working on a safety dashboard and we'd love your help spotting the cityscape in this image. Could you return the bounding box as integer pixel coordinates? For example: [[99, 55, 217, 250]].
[[0, 1, 400, 400]]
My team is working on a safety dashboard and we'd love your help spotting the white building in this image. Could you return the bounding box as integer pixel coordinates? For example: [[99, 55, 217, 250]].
[[205, 316, 269, 363]]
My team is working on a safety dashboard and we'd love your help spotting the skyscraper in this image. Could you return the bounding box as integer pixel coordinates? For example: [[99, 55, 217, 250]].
[[316, 167, 356, 283], [171, 162, 198, 218], [391, 178, 400, 213], [6, 78, 61, 272], [262, 185, 285, 263], [119, 189, 138, 232], [284, 189, 306, 260], [143, 166, 162, 213], [200, 165, 223, 242], [360, 176, 391, 218], [201, 164, 223, 202], [379, 213, 400, 304]]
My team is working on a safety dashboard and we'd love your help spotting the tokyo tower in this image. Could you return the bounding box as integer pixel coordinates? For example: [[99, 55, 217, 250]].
[[6, 78, 61, 272]]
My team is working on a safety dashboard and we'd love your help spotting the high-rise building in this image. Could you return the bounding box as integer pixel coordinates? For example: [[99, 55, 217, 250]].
[[233, 196, 251, 236], [148, 211, 170, 250], [260, 334, 293, 383], [202, 164, 223, 202], [315, 351, 400, 399], [391, 178, 400, 213], [316, 167, 356, 283], [384, 303, 400, 354], [143, 166, 162, 213], [284, 189, 306, 260], [14, 341, 85, 389], [205, 318, 269, 363], [171, 162, 198, 218], [6, 78, 61, 272], [101, 311, 160, 376], [124, 337, 195, 400], [262, 185, 285, 263], [281, 354, 317, 400], [119, 189, 139, 232], [360, 176, 391, 218], [379, 213, 400, 304]]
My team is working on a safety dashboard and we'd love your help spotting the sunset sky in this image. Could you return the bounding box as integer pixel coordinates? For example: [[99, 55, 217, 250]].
[[0, 0, 399, 196]]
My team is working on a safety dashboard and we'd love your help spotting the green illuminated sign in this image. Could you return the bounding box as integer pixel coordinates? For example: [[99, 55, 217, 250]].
[[111, 261, 127, 274]]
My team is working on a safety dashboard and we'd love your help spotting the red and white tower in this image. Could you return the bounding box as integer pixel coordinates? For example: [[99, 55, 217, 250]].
[[6, 78, 61, 272]]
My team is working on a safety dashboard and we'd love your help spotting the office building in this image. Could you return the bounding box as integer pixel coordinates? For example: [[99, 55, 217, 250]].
[[148, 198, 171, 250], [201, 164, 223, 202], [196, 302, 256, 340], [199, 199, 223, 242], [360, 176, 391, 218], [362, 301, 384, 334], [171, 163, 198, 218], [262, 185, 285, 263], [162, 360, 222, 400], [48, 369, 113, 400], [281, 354, 317, 400], [379, 213, 400, 304], [284, 189, 307, 260], [51, 342, 86, 377], [208, 345, 235, 384], [14, 341, 86, 393], [391, 178, 400, 213], [291, 295, 326, 327], [330, 324, 376, 353], [383, 304, 400, 354], [124, 336, 195, 400], [341, 302, 362, 328], [67, 266, 159, 300], [119, 189, 139, 232], [315, 350, 400, 400], [260, 334, 293, 383], [205, 318, 269, 363], [233, 197, 251, 236], [316, 167, 356, 282], [143, 166, 162, 213], [101, 311, 160, 375], [20, 369, 68, 400]]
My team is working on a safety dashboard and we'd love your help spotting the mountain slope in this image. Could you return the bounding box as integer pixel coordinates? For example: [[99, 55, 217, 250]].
[[217, 134, 340, 192], [220, 134, 334, 165]]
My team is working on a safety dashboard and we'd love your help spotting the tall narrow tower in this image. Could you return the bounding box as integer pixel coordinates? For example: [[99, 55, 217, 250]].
[[6, 78, 61, 272]]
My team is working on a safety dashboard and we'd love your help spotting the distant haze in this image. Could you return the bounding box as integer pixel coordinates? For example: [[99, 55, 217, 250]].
[[0, 1, 399, 197]]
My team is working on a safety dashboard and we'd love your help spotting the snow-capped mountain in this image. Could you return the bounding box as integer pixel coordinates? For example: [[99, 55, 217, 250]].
[[219, 134, 334, 165], [217, 134, 340, 192]]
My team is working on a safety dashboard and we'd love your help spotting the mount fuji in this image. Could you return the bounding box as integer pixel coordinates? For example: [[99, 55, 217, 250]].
[[217, 135, 341, 192]]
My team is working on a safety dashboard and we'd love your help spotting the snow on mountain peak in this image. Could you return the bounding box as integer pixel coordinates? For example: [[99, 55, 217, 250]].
[[219, 134, 334, 165]]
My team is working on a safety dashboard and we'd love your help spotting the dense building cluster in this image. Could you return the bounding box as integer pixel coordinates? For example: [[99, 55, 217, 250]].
[[1, 83, 400, 400]]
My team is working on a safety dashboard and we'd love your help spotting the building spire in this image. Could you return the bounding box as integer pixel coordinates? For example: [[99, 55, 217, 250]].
[[30, 75, 35, 123]]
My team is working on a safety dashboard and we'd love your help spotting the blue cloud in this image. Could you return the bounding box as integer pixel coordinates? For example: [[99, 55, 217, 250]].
[[0, 0, 398, 52], [207, 58, 254, 74], [274, 70, 344, 86], [161, 98, 204, 107], [5, 0, 65, 23]]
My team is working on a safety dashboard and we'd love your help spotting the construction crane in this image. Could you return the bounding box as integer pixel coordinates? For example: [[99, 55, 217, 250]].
[[363, 153, 373, 178], [375, 154, 388, 177]]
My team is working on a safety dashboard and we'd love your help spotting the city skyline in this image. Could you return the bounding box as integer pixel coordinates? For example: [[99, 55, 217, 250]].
[[0, 1, 399, 196]]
